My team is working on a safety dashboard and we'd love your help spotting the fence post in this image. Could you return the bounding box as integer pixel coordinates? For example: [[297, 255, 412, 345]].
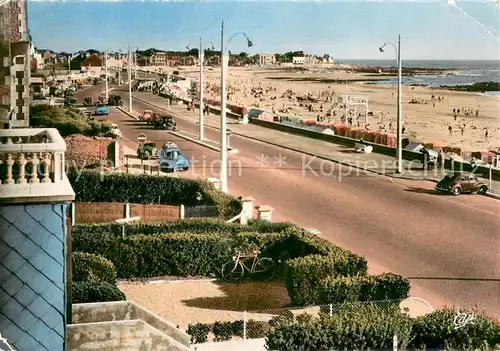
[[240, 196, 255, 225], [243, 310, 247, 341], [256, 205, 274, 222], [71, 202, 76, 226], [329, 304, 333, 317], [114, 140, 120, 168], [393, 334, 398, 351], [124, 203, 131, 219], [126, 155, 129, 173], [180, 204, 185, 219]]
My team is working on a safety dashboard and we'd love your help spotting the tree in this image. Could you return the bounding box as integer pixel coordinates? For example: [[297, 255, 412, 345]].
[[187, 48, 199, 57]]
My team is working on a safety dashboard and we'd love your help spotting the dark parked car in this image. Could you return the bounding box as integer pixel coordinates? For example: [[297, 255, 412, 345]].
[[137, 142, 158, 160], [435, 172, 488, 196]]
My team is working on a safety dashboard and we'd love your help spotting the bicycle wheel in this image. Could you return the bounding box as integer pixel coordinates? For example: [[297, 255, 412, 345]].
[[222, 261, 244, 283], [254, 258, 276, 281]]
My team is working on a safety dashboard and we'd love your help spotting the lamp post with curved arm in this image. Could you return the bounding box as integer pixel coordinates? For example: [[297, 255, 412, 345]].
[[379, 34, 402, 174], [219, 21, 253, 193], [118, 45, 135, 112], [187, 39, 215, 141]]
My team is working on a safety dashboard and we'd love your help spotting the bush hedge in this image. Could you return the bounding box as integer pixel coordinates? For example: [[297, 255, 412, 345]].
[[285, 253, 368, 306], [411, 308, 500, 350], [67, 170, 242, 219], [72, 224, 366, 284], [187, 319, 269, 343], [318, 273, 410, 304], [72, 282, 126, 304], [72, 218, 296, 240], [30, 105, 111, 137], [265, 306, 500, 351], [72, 252, 117, 284]]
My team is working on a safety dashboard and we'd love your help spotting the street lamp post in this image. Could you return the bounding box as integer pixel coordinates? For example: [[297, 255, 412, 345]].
[[187, 39, 215, 141], [219, 21, 253, 193], [128, 44, 132, 113], [380, 34, 403, 174], [104, 48, 109, 102]]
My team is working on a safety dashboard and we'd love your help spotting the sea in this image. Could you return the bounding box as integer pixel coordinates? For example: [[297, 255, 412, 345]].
[[335, 59, 500, 92]]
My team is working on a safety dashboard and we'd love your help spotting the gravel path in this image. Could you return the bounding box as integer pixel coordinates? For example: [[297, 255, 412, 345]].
[[118, 280, 291, 329]]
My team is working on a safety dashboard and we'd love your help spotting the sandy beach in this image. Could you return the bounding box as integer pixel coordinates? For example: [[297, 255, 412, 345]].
[[171, 66, 499, 153]]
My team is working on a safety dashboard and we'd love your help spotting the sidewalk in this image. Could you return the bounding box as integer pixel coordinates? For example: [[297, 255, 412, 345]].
[[132, 92, 500, 195]]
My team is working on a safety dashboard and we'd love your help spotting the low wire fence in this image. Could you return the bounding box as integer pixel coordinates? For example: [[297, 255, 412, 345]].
[[187, 298, 435, 345]]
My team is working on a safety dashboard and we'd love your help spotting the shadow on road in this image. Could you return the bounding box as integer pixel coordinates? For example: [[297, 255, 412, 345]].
[[403, 187, 438, 195]]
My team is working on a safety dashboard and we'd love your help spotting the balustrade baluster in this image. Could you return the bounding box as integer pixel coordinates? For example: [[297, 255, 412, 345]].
[[16, 152, 27, 184], [5, 154, 14, 184], [29, 153, 40, 183], [41, 153, 52, 183]]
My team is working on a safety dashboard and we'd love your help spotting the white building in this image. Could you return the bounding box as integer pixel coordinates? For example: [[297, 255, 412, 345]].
[[259, 54, 276, 66], [292, 56, 305, 65], [149, 52, 167, 66]]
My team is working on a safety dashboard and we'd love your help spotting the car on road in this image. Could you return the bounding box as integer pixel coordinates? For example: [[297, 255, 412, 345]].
[[435, 172, 488, 196], [141, 110, 154, 123], [95, 105, 109, 117], [158, 145, 189, 173], [108, 94, 123, 106], [151, 114, 177, 130], [137, 142, 158, 160]]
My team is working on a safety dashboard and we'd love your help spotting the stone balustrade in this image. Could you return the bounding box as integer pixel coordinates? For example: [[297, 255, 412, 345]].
[[0, 128, 75, 203]]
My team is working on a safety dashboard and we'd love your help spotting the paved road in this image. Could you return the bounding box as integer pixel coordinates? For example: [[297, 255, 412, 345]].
[[76, 84, 500, 317]]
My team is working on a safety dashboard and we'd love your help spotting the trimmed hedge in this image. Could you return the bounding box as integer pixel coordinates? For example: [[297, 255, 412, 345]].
[[73, 231, 285, 278], [72, 225, 366, 283], [265, 306, 500, 351], [411, 308, 500, 350], [72, 252, 117, 284], [187, 319, 269, 343], [72, 282, 126, 304], [67, 170, 241, 219], [266, 304, 414, 350], [72, 218, 296, 239], [318, 273, 410, 304], [285, 253, 368, 306]]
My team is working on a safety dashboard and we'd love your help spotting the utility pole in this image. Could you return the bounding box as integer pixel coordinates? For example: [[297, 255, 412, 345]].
[[219, 20, 228, 193], [199, 36, 204, 140]]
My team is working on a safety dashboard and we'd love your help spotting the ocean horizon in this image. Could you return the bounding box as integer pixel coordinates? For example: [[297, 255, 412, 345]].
[[336, 60, 499, 89], [334, 59, 500, 70]]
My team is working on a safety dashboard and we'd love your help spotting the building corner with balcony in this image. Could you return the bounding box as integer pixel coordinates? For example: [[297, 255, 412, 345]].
[[1, 128, 75, 350]]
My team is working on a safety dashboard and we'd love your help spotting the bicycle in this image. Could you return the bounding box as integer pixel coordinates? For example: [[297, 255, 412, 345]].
[[221, 250, 276, 283]]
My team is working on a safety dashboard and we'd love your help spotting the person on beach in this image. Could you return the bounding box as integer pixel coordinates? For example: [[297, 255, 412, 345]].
[[485, 130, 489, 139]]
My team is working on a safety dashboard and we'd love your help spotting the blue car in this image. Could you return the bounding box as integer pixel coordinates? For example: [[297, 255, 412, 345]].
[[158, 145, 189, 173], [95, 105, 109, 116]]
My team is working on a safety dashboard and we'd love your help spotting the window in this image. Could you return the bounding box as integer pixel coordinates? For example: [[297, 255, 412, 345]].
[[468, 175, 477, 181], [459, 176, 467, 181], [15, 56, 24, 65]]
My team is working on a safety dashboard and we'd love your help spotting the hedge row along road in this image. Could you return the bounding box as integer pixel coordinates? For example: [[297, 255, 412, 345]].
[[74, 83, 500, 318]]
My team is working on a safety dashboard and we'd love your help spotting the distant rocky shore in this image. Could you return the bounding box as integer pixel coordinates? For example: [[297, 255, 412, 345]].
[[439, 81, 500, 92]]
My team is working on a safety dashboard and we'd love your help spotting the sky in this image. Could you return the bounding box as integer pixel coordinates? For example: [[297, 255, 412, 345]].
[[28, 0, 500, 60]]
